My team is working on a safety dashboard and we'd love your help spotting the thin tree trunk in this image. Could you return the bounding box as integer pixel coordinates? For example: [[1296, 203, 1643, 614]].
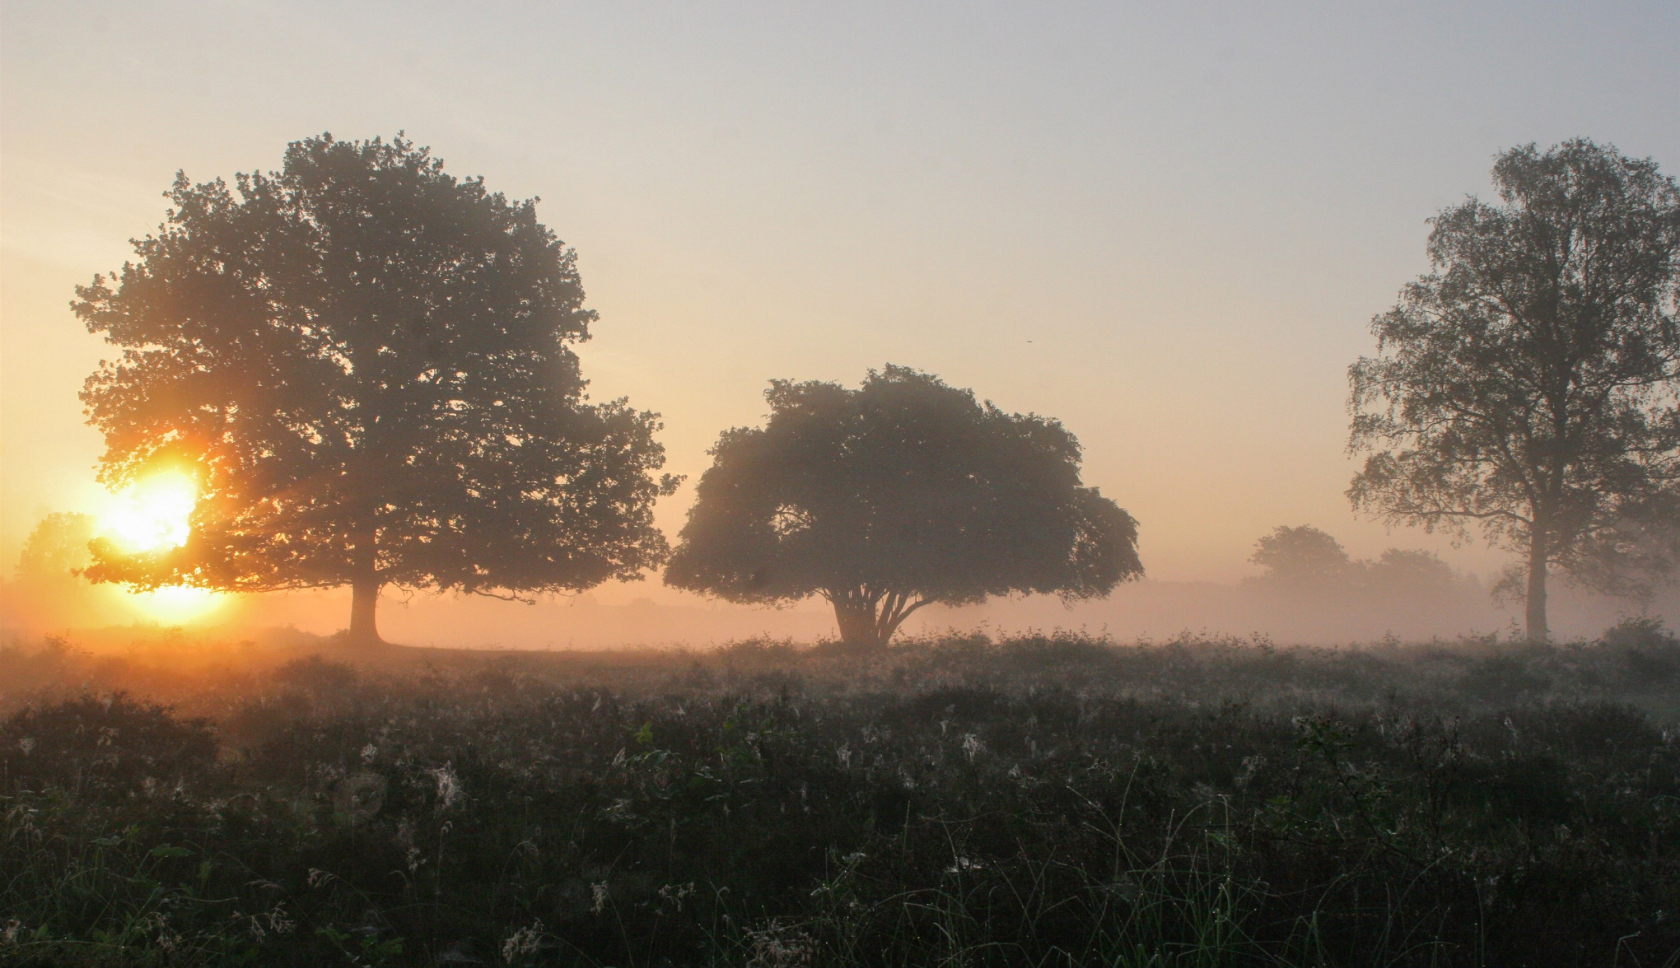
[[1526, 531, 1549, 643]]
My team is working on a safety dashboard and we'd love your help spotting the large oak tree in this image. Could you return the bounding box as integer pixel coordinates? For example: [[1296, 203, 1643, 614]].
[[76, 134, 678, 642], [664, 366, 1142, 647], [1349, 140, 1680, 641]]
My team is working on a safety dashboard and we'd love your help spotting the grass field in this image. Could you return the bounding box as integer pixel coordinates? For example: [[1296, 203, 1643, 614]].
[[3, 622, 1679, 967]]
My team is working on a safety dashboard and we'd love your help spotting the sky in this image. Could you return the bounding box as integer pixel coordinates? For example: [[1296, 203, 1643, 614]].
[[3, 1, 1678, 634]]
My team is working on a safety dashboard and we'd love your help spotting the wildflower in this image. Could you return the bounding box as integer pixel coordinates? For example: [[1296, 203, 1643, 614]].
[[744, 920, 814, 968], [1235, 755, 1266, 788], [428, 763, 463, 810], [264, 903, 295, 935], [134, 912, 182, 952], [502, 919, 545, 963], [658, 882, 696, 912], [591, 881, 610, 914]]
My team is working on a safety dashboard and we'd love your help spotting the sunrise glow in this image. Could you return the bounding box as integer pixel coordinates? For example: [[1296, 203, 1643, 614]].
[[97, 470, 228, 622], [101, 470, 196, 553], [123, 584, 227, 623]]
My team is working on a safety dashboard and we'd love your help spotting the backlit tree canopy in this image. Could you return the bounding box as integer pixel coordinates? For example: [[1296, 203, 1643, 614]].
[[664, 366, 1142, 647], [1250, 525, 1352, 582], [75, 134, 678, 642], [1349, 139, 1680, 641]]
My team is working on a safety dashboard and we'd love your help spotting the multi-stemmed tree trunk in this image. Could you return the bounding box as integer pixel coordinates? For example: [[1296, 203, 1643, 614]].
[[823, 585, 934, 649]]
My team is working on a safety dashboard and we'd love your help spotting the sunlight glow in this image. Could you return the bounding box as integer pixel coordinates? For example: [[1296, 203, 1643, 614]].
[[102, 470, 197, 553], [123, 584, 228, 623], [98, 470, 229, 623]]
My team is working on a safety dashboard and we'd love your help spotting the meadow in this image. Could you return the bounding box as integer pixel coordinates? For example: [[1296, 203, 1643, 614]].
[[3, 623, 1679, 967]]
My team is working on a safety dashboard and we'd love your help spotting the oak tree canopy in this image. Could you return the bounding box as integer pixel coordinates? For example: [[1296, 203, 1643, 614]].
[[76, 134, 678, 642]]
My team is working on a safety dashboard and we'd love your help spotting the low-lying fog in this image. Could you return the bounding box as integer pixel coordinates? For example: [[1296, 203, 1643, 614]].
[[5, 568, 1675, 651]]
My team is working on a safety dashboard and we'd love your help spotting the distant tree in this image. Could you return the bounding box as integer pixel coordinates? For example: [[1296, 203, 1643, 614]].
[[1364, 548, 1458, 596], [1350, 139, 1680, 641], [1250, 525, 1353, 583], [664, 366, 1142, 648], [75, 134, 679, 643], [15, 513, 97, 582]]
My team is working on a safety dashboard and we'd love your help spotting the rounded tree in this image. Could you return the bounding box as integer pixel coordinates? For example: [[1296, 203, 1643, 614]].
[[1250, 525, 1353, 583], [75, 134, 679, 643], [1349, 139, 1680, 642], [664, 366, 1143, 647]]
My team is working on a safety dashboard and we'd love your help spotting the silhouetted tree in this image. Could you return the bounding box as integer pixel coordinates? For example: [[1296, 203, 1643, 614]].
[[1350, 139, 1680, 641], [1250, 525, 1353, 582], [1365, 548, 1458, 597], [75, 134, 679, 643], [664, 366, 1142, 647], [15, 513, 97, 581]]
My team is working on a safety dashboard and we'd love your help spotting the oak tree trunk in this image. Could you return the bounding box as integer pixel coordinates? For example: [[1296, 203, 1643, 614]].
[[348, 536, 382, 645], [349, 575, 381, 644]]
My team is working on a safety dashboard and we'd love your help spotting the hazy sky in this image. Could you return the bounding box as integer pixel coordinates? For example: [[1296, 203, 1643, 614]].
[[4, 0, 1678, 591]]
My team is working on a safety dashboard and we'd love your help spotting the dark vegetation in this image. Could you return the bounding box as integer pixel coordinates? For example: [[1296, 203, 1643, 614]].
[[4, 622, 1680, 967], [72, 133, 679, 643], [665, 366, 1142, 648], [20, 128, 1680, 968], [1349, 139, 1680, 642]]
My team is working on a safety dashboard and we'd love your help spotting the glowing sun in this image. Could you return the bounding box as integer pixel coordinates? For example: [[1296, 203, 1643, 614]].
[[103, 471, 197, 553], [97, 471, 227, 622]]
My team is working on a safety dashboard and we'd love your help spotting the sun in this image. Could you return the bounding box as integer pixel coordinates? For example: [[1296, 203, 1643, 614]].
[[102, 470, 198, 553], [96, 470, 228, 623]]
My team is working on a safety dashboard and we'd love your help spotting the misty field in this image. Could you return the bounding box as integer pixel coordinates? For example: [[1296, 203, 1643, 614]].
[[2, 626, 1679, 968]]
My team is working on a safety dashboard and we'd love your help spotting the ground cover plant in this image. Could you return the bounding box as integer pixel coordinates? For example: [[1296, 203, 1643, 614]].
[[3, 622, 1680, 967]]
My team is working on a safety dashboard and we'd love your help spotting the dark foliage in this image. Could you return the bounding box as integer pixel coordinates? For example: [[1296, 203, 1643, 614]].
[[73, 133, 679, 641], [4, 630, 1680, 966], [666, 366, 1143, 646], [1349, 139, 1680, 641]]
